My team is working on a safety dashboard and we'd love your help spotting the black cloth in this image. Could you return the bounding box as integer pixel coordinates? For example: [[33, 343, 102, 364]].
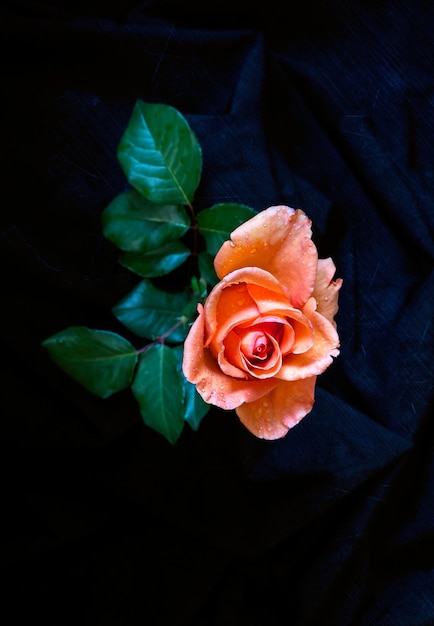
[[2, 1, 434, 624]]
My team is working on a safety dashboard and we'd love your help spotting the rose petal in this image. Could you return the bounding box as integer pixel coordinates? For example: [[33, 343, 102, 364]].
[[313, 258, 343, 327], [218, 330, 249, 378], [277, 298, 340, 381], [218, 331, 282, 380], [245, 331, 282, 377], [246, 283, 294, 312], [247, 283, 316, 354], [205, 267, 287, 354], [237, 329, 282, 378], [214, 206, 318, 307], [242, 321, 294, 356], [219, 321, 293, 380], [182, 304, 277, 410], [239, 328, 269, 359], [206, 282, 258, 353], [235, 376, 316, 439]]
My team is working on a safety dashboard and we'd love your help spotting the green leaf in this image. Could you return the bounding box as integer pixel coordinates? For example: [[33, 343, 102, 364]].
[[101, 188, 190, 253], [178, 276, 207, 321], [117, 100, 202, 205], [112, 279, 190, 343], [180, 299, 200, 321], [197, 203, 257, 255], [172, 345, 210, 431], [131, 344, 185, 444], [119, 240, 190, 277], [190, 276, 207, 299], [42, 327, 138, 399], [198, 251, 219, 287]]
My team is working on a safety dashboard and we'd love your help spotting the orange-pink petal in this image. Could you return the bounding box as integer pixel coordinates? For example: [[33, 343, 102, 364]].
[[246, 283, 295, 312], [214, 206, 318, 307], [235, 376, 317, 439], [217, 330, 249, 378], [277, 298, 340, 381], [313, 258, 343, 327]]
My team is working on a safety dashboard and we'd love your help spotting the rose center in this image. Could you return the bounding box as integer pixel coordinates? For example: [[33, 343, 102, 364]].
[[221, 321, 289, 380], [243, 331, 271, 362], [237, 325, 284, 364], [254, 338, 266, 355]]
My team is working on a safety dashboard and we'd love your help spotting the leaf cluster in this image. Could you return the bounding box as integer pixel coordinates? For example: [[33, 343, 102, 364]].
[[42, 100, 256, 444]]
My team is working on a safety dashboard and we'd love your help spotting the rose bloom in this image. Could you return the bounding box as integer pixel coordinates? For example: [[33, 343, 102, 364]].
[[182, 205, 342, 440]]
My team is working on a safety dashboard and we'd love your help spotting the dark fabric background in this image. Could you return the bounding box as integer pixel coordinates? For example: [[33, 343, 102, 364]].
[[1, 1, 433, 624]]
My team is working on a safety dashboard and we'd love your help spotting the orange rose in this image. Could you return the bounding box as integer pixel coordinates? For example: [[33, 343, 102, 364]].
[[182, 205, 342, 440]]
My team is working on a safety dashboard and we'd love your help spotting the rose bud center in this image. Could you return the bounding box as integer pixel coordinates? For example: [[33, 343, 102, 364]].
[[226, 321, 293, 379], [240, 329, 271, 362]]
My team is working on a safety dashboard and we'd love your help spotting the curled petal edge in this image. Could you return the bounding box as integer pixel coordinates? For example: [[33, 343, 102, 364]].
[[313, 258, 343, 327]]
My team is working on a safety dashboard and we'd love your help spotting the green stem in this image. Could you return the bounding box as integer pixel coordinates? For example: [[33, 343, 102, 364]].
[[137, 317, 187, 354]]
